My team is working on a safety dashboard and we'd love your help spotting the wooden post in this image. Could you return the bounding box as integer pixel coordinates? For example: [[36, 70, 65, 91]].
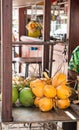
[[68, 0, 79, 62], [42, 0, 51, 75], [63, 0, 78, 129], [1, 0, 13, 121], [19, 7, 26, 39], [18, 7, 26, 73]]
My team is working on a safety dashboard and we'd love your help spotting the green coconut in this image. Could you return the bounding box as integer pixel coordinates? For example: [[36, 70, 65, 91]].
[[19, 87, 35, 107], [12, 86, 18, 104]]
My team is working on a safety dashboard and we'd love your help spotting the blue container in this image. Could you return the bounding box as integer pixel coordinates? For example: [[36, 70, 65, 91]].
[[30, 47, 38, 50]]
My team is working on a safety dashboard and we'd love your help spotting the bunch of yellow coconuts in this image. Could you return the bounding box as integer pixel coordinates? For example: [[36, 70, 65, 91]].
[[30, 72, 72, 112]]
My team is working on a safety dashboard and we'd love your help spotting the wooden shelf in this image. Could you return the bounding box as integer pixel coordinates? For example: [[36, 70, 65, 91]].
[[0, 101, 79, 123]]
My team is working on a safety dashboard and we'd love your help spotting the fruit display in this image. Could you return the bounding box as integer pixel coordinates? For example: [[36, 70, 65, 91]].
[[11, 72, 78, 112], [29, 74, 72, 111]]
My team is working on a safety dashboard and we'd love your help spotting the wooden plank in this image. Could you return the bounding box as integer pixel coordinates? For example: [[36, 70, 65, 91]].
[[12, 107, 76, 123], [0, 101, 78, 123], [1, 0, 13, 121]]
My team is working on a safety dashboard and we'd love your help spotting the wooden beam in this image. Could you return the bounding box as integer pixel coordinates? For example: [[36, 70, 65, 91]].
[[1, 0, 13, 121], [42, 0, 51, 75]]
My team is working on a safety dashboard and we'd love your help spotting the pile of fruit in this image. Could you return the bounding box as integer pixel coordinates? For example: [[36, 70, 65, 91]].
[[30, 73, 71, 111], [11, 72, 77, 112], [12, 76, 35, 107]]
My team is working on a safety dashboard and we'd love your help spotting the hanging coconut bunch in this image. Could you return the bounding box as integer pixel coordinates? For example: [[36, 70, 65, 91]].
[[26, 21, 42, 38]]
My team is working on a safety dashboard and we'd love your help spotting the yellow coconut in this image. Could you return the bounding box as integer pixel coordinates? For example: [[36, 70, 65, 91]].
[[30, 79, 46, 97], [39, 97, 55, 112], [44, 85, 56, 98], [56, 84, 71, 99], [30, 79, 46, 88], [56, 99, 70, 109], [34, 97, 41, 107]]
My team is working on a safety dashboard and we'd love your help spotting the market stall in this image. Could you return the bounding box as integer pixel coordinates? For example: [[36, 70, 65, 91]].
[[1, 0, 79, 130]]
